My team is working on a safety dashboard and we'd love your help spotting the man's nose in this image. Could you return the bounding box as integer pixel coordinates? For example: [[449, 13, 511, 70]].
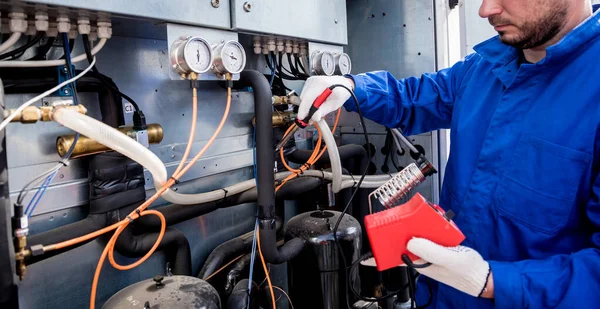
[[479, 0, 503, 18]]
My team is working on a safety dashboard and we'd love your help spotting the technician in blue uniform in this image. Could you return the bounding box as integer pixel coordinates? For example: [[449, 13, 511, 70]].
[[299, 0, 600, 308]]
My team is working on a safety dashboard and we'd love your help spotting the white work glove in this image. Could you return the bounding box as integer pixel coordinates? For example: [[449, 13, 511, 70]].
[[298, 76, 354, 123], [406, 238, 491, 297]]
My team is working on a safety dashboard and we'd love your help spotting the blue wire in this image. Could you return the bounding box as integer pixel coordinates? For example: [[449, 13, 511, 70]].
[[247, 126, 259, 307], [26, 170, 58, 217], [23, 171, 53, 215], [25, 34, 81, 217], [269, 55, 276, 87]]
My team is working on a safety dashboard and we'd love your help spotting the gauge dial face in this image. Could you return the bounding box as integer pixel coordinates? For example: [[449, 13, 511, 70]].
[[320, 51, 335, 76], [220, 41, 246, 74], [337, 53, 352, 75], [183, 37, 212, 73]]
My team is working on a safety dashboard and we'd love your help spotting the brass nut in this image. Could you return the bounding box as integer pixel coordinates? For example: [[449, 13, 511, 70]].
[[40, 106, 53, 122], [20, 106, 41, 123]]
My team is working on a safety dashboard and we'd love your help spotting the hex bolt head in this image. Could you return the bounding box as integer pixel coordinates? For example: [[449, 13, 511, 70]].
[[243, 2, 252, 12], [211, 0, 220, 8]]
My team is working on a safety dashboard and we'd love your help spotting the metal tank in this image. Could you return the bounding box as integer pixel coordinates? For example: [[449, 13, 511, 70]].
[[284, 210, 362, 309], [102, 275, 220, 309]]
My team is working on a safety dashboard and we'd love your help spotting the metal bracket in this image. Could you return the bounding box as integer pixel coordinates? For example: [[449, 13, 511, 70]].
[[55, 65, 76, 97]]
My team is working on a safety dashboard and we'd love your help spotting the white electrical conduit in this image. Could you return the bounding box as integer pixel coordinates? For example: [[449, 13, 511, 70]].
[[0, 32, 22, 54], [0, 38, 107, 68], [317, 119, 343, 193], [52, 108, 391, 205], [0, 57, 97, 132]]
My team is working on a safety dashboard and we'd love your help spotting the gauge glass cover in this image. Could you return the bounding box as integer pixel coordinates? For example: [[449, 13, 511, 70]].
[[183, 37, 212, 73]]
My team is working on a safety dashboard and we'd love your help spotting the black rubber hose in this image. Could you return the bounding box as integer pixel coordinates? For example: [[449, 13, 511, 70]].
[[198, 219, 283, 280], [227, 279, 259, 309], [198, 229, 255, 279], [135, 201, 220, 229], [236, 70, 305, 264], [227, 177, 323, 206], [224, 253, 253, 294], [114, 223, 192, 276], [288, 144, 368, 165], [25, 213, 111, 264]]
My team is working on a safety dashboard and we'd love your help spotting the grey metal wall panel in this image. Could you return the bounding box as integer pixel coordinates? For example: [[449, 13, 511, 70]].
[[19, 0, 231, 29], [231, 0, 348, 44], [346, 0, 435, 78], [344, 0, 438, 201], [6, 35, 256, 215]]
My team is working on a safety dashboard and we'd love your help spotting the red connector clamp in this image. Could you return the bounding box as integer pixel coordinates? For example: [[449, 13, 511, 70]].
[[364, 193, 465, 271], [295, 87, 333, 128]]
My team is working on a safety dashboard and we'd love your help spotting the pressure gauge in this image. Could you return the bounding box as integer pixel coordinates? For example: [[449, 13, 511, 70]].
[[312, 51, 335, 76], [170, 36, 213, 75], [334, 52, 352, 75], [212, 40, 247, 75]]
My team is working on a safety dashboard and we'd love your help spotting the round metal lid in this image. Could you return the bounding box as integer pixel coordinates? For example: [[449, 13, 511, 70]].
[[102, 275, 220, 309]]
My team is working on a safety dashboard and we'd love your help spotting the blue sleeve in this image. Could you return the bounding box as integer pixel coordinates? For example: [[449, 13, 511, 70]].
[[343, 53, 479, 136], [489, 166, 600, 308]]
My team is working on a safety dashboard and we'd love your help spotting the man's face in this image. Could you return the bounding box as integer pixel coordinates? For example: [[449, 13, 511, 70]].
[[479, 0, 570, 49]]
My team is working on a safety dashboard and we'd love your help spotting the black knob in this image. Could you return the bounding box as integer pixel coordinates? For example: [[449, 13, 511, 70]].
[[444, 210, 456, 221], [153, 275, 164, 288]]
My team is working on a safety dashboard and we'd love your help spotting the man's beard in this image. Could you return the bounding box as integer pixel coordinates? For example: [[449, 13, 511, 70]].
[[489, 6, 568, 49]]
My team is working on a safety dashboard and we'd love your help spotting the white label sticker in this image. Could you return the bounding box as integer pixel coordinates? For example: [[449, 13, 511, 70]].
[[124, 102, 135, 114]]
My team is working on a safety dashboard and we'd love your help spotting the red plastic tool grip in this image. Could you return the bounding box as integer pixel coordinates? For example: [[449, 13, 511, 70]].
[[364, 193, 465, 271]]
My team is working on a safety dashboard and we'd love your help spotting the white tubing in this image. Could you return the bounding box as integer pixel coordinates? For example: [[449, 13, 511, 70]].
[[0, 32, 21, 54], [0, 57, 97, 132], [0, 38, 107, 67], [53, 109, 390, 204], [317, 119, 343, 193], [51, 108, 267, 205], [52, 108, 169, 188]]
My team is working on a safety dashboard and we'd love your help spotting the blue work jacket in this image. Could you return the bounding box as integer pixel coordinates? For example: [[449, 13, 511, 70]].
[[345, 6, 600, 309]]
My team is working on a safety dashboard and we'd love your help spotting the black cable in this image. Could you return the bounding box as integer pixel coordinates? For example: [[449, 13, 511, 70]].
[[81, 34, 140, 112], [28, 36, 55, 60], [271, 52, 300, 81], [0, 33, 43, 60], [287, 53, 309, 79], [268, 53, 293, 92], [295, 55, 307, 75], [348, 252, 410, 303], [287, 53, 298, 76], [328, 84, 372, 308], [401, 254, 433, 309]]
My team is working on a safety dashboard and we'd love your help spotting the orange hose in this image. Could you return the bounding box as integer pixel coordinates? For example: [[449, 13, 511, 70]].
[[172, 87, 199, 176], [90, 210, 166, 307], [256, 228, 276, 309], [276, 108, 342, 192], [204, 254, 244, 281], [86, 84, 233, 309]]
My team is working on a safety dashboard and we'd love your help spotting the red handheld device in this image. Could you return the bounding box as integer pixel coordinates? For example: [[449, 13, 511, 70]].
[[364, 193, 465, 271]]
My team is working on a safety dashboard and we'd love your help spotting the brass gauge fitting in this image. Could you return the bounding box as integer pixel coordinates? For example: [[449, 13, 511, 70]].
[[56, 123, 164, 157], [5, 104, 87, 124], [252, 111, 295, 128]]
